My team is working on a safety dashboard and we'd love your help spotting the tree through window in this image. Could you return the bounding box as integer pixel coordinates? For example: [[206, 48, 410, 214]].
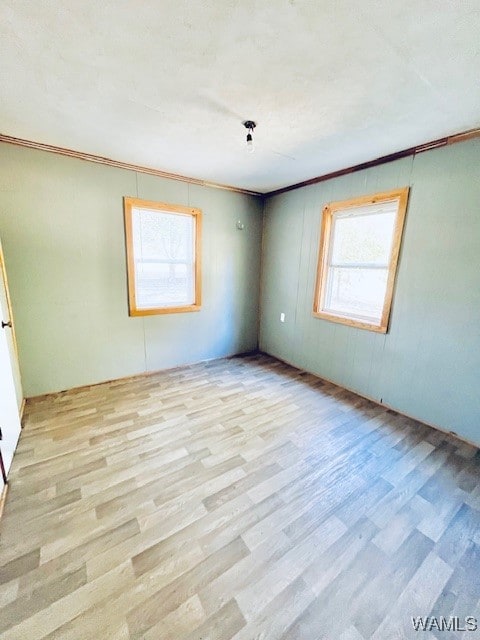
[[124, 197, 202, 315], [313, 188, 409, 333]]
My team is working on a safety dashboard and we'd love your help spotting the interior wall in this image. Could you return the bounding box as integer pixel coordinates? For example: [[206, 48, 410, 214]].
[[260, 138, 480, 446], [0, 143, 263, 397]]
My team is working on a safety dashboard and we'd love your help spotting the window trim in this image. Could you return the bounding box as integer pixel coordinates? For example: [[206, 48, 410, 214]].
[[123, 196, 202, 316], [313, 187, 409, 333]]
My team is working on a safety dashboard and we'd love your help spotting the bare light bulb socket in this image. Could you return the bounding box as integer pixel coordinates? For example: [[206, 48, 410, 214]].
[[243, 120, 256, 153]]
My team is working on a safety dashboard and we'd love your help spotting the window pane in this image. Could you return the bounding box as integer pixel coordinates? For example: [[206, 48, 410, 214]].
[[135, 262, 194, 308], [331, 205, 397, 266], [323, 267, 388, 323], [132, 208, 195, 308], [133, 208, 193, 262]]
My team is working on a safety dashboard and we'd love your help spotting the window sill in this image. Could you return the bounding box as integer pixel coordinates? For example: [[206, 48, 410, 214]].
[[129, 304, 201, 317], [312, 310, 387, 333]]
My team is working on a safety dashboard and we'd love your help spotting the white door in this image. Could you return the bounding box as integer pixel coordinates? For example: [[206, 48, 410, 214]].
[[0, 244, 22, 479], [0, 244, 22, 412]]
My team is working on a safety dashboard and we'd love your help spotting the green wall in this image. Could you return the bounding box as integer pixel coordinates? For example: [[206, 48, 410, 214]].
[[1, 138, 479, 446], [260, 138, 480, 446], [0, 143, 263, 396]]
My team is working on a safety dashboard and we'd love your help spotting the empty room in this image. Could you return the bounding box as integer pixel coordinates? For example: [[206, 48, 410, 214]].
[[1, 1, 479, 639]]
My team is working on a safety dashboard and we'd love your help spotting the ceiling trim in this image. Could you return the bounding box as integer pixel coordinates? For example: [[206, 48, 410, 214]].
[[1, 128, 479, 198], [265, 128, 480, 197], [0, 133, 263, 197]]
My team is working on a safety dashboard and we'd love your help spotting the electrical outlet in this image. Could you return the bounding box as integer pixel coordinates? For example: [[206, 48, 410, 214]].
[[280, 313, 285, 323]]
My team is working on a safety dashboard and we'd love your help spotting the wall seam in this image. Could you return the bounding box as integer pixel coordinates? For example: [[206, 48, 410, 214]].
[[256, 196, 267, 351], [292, 187, 308, 361], [135, 171, 148, 373]]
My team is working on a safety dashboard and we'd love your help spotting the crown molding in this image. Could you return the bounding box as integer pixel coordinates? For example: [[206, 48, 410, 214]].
[[0, 134, 263, 198], [1, 127, 479, 199], [265, 127, 480, 197]]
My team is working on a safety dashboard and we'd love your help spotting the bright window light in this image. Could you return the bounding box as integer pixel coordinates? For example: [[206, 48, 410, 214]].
[[314, 189, 409, 333]]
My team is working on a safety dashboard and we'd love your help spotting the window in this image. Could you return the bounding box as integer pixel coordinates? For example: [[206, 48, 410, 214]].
[[313, 188, 409, 333], [124, 197, 201, 316]]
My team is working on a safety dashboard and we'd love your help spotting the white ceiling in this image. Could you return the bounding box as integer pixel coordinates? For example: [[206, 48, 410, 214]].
[[1, 1, 479, 193]]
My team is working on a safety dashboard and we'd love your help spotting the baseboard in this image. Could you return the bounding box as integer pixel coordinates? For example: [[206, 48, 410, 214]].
[[0, 483, 8, 521], [258, 350, 480, 452], [22, 347, 477, 451], [20, 397, 26, 425], [25, 349, 261, 401]]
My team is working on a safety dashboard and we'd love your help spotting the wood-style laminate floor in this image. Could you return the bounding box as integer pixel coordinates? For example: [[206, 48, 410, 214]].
[[1, 353, 480, 640]]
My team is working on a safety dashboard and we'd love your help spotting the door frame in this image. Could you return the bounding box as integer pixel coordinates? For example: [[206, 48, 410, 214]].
[[0, 243, 20, 362], [0, 241, 24, 420]]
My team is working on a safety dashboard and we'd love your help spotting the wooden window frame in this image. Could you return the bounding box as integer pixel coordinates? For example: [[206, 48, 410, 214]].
[[313, 187, 409, 333], [124, 197, 202, 316]]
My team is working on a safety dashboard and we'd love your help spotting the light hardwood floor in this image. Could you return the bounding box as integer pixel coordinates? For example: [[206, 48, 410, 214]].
[[1, 353, 480, 639]]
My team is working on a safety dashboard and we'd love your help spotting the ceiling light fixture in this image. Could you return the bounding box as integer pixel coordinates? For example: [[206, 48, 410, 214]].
[[243, 120, 256, 153]]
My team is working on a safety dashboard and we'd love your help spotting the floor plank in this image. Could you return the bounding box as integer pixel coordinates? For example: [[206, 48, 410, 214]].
[[1, 353, 479, 639]]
